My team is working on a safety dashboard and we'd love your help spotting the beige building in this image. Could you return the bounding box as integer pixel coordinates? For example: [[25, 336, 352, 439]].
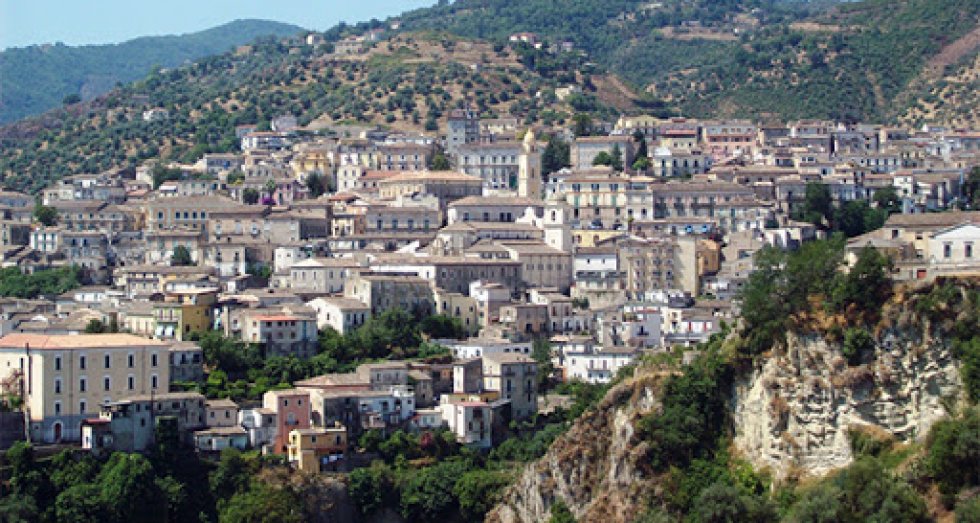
[[482, 353, 537, 419], [307, 297, 371, 334], [0, 333, 170, 443], [377, 170, 483, 207], [344, 273, 434, 316]]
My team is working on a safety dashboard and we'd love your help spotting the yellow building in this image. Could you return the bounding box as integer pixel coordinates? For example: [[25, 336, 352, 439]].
[[0, 333, 169, 443], [153, 289, 218, 341], [433, 289, 480, 336], [287, 425, 347, 471]]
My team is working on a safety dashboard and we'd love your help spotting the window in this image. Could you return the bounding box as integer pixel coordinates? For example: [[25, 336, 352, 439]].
[[55, 356, 62, 371], [151, 353, 158, 367], [104, 354, 111, 369], [54, 379, 62, 394], [128, 376, 135, 390], [151, 375, 158, 389], [104, 377, 111, 391], [54, 402, 61, 415], [966, 244, 974, 258], [128, 354, 134, 368], [944, 243, 952, 258], [79, 400, 87, 413], [79, 378, 87, 392]]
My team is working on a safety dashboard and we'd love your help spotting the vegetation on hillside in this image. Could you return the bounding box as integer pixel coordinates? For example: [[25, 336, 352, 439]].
[[400, 0, 980, 122], [0, 19, 302, 124], [0, 266, 81, 299], [0, 32, 623, 193]]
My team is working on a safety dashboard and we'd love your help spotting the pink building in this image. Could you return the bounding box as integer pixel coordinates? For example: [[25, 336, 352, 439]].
[[263, 389, 311, 454]]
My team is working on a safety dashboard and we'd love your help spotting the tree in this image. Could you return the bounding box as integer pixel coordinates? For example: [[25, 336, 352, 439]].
[[431, 153, 451, 170], [572, 114, 593, 137], [242, 188, 260, 204], [454, 470, 512, 521], [84, 319, 107, 334], [62, 93, 82, 105], [532, 337, 555, 391], [98, 453, 167, 523], [399, 460, 468, 522], [796, 183, 833, 228], [633, 129, 648, 158], [171, 245, 193, 266], [349, 463, 396, 517], [610, 144, 624, 171], [872, 186, 902, 214], [304, 172, 327, 198], [548, 501, 576, 523], [961, 166, 980, 210], [831, 245, 892, 316], [542, 135, 571, 175], [419, 314, 465, 339], [33, 205, 58, 226], [632, 156, 651, 172], [924, 408, 980, 507], [219, 483, 303, 523], [592, 151, 613, 167]]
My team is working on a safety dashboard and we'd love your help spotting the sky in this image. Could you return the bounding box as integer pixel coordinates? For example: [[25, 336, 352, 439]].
[[0, 0, 437, 50]]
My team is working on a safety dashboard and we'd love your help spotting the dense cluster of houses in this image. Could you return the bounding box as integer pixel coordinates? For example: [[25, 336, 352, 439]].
[[0, 107, 977, 470]]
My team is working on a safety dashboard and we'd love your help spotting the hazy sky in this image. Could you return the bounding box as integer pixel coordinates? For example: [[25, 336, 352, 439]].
[[0, 0, 437, 50]]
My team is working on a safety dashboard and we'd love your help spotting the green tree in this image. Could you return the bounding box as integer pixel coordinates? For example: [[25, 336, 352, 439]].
[[796, 183, 833, 228], [242, 188, 260, 204], [419, 314, 465, 339], [924, 407, 980, 507], [610, 144, 623, 171], [399, 460, 468, 522], [842, 328, 875, 366], [572, 114, 592, 137], [304, 171, 327, 198], [219, 483, 303, 523], [431, 153, 451, 170], [542, 135, 571, 175], [349, 463, 396, 517], [872, 186, 902, 214], [532, 337, 555, 391], [98, 453, 167, 523], [831, 245, 892, 316], [453, 469, 513, 521], [84, 319, 107, 333], [548, 500, 576, 523], [961, 166, 980, 210], [62, 93, 82, 105], [171, 245, 194, 266], [592, 151, 613, 167], [33, 204, 58, 226]]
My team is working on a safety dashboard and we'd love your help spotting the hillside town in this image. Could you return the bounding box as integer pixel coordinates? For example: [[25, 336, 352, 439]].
[[0, 104, 977, 473]]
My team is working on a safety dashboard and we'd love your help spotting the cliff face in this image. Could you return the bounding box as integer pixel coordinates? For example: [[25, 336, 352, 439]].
[[487, 370, 670, 523], [487, 281, 974, 522], [733, 329, 961, 480]]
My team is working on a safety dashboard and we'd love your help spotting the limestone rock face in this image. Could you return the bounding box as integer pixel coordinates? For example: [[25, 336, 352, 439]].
[[732, 329, 962, 480], [487, 370, 669, 523]]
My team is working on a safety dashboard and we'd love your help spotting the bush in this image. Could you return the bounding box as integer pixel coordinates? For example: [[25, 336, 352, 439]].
[[842, 328, 875, 366]]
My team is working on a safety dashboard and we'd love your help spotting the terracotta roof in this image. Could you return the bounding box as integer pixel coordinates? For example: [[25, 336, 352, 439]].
[[379, 170, 482, 183], [0, 333, 166, 349]]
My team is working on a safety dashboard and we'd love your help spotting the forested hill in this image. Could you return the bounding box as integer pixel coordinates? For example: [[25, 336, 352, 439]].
[[399, 0, 980, 124], [0, 19, 303, 124]]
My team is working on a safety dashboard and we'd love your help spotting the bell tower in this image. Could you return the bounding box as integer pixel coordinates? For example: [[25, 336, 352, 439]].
[[518, 129, 542, 199]]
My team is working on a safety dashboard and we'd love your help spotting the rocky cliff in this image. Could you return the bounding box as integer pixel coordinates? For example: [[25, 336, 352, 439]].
[[487, 279, 975, 522], [487, 369, 672, 523], [733, 329, 961, 480]]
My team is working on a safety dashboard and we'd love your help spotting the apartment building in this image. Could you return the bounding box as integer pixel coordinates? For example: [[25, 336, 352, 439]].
[[0, 333, 170, 443]]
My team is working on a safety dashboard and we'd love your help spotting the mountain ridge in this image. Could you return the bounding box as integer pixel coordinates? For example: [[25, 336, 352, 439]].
[[0, 19, 304, 124]]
